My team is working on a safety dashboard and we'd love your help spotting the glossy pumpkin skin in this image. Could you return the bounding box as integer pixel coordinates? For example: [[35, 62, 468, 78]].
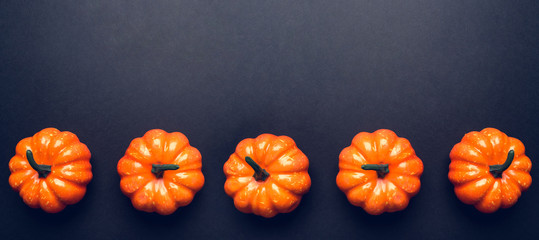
[[336, 129, 423, 215], [8, 128, 93, 213], [449, 128, 532, 213], [117, 129, 204, 215], [223, 134, 311, 218]]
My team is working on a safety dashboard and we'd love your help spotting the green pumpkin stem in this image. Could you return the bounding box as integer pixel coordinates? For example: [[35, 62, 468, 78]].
[[26, 150, 51, 178], [151, 164, 180, 178], [245, 156, 270, 181], [489, 150, 515, 178], [361, 164, 389, 178]]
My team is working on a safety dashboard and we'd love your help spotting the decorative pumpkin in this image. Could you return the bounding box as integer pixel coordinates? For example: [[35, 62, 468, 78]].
[[117, 129, 204, 215], [8, 128, 93, 213], [223, 134, 311, 218], [449, 128, 532, 213], [336, 129, 423, 215]]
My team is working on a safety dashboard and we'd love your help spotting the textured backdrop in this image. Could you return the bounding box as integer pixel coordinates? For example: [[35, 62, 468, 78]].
[[1, 1, 538, 239]]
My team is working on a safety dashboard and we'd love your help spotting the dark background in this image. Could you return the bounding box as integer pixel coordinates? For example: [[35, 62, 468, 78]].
[[1, 1, 539, 239]]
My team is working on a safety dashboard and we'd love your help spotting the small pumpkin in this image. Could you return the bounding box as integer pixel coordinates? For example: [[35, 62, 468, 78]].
[[336, 129, 423, 215], [223, 134, 311, 218], [117, 129, 204, 215], [449, 128, 532, 213], [8, 128, 93, 213]]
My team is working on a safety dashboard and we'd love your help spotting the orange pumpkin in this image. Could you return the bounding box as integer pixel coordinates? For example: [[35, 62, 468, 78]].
[[117, 129, 204, 215], [8, 128, 93, 213], [449, 128, 532, 213], [223, 134, 311, 218], [336, 129, 423, 215]]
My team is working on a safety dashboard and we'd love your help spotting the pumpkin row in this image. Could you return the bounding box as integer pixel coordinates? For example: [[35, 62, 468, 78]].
[[8, 128, 532, 217]]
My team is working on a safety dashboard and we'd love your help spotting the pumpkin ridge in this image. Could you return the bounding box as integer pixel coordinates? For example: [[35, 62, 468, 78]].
[[475, 178, 501, 211], [143, 133, 165, 163], [121, 174, 154, 196], [503, 170, 532, 190], [510, 155, 530, 170], [266, 168, 306, 175], [45, 177, 80, 205], [266, 176, 289, 192], [10, 170, 36, 190], [351, 143, 376, 165], [171, 145, 198, 166], [466, 143, 490, 162], [224, 176, 252, 195], [265, 146, 299, 170], [339, 147, 368, 171], [237, 182, 258, 207], [165, 137, 190, 165], [257, 134, 276, 163], [263, 141, 295, 168], [268, 172, 310, 195], [131, 181, 157, 211], [15, 138, 32, 158], [450, 144, 489, 165], [252, 186, 274, 217], [448, 164, 488, 185], [40, 179, 66, 206], [338, 162, 363, 172], [163, 169, 201, 188], [385, 181, 409, 209], [266, 182, 300, 213], [266, 179, 293, 195], [391, 174, 421, 196], [364, 180, 386, 214], [122, 154, 152, 170], [146, 131, 167, 161], [19, 176, 40, 205], [449, 167, 488, 186], [484, 131, 509, 162], [387, 150, 416, 166], [385, 138, 413, 165], [9, 155, 30, 172], [53, 142, 90, 166], [508, 137, 525, 156], [500, 174, 520, 194], [458, 177, 494, 203], [374, 131, 397, 160], [53, 171, 92, 186], [392, 157, 424, 176], [52, 159, 93, 171], [344, 174, 377, 193], [346, 179, 376, 197], [32, 130, 55, 161], [462, 132, 492, 156], [500, 176, 522, 200], [224, 153, 252, 177], [162, 133, 172, 161], [503, 168, 529, 178], [164, 180, 194, 195], [48, 132, 77, 160], [449, 158, 487, 171]]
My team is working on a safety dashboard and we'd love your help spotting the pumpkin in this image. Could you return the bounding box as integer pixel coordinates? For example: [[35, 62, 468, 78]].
[[117, 129, 204, 215], [336, 129, 423, 215], [449, 128, 532, 213], [8, 128, 93, 213], [223, 134, 311, 218]]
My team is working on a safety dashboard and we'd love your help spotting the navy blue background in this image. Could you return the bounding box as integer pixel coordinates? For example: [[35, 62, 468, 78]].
[[1, 1, 538, 239]]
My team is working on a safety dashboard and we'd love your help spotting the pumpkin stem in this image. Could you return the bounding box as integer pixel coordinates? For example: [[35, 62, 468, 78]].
[[151, 164, 180, 178], [361, 164, 389, 178], [26, 150, 51, 178], [245, 156, 270, 181], [489, 150, 514, 178]]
